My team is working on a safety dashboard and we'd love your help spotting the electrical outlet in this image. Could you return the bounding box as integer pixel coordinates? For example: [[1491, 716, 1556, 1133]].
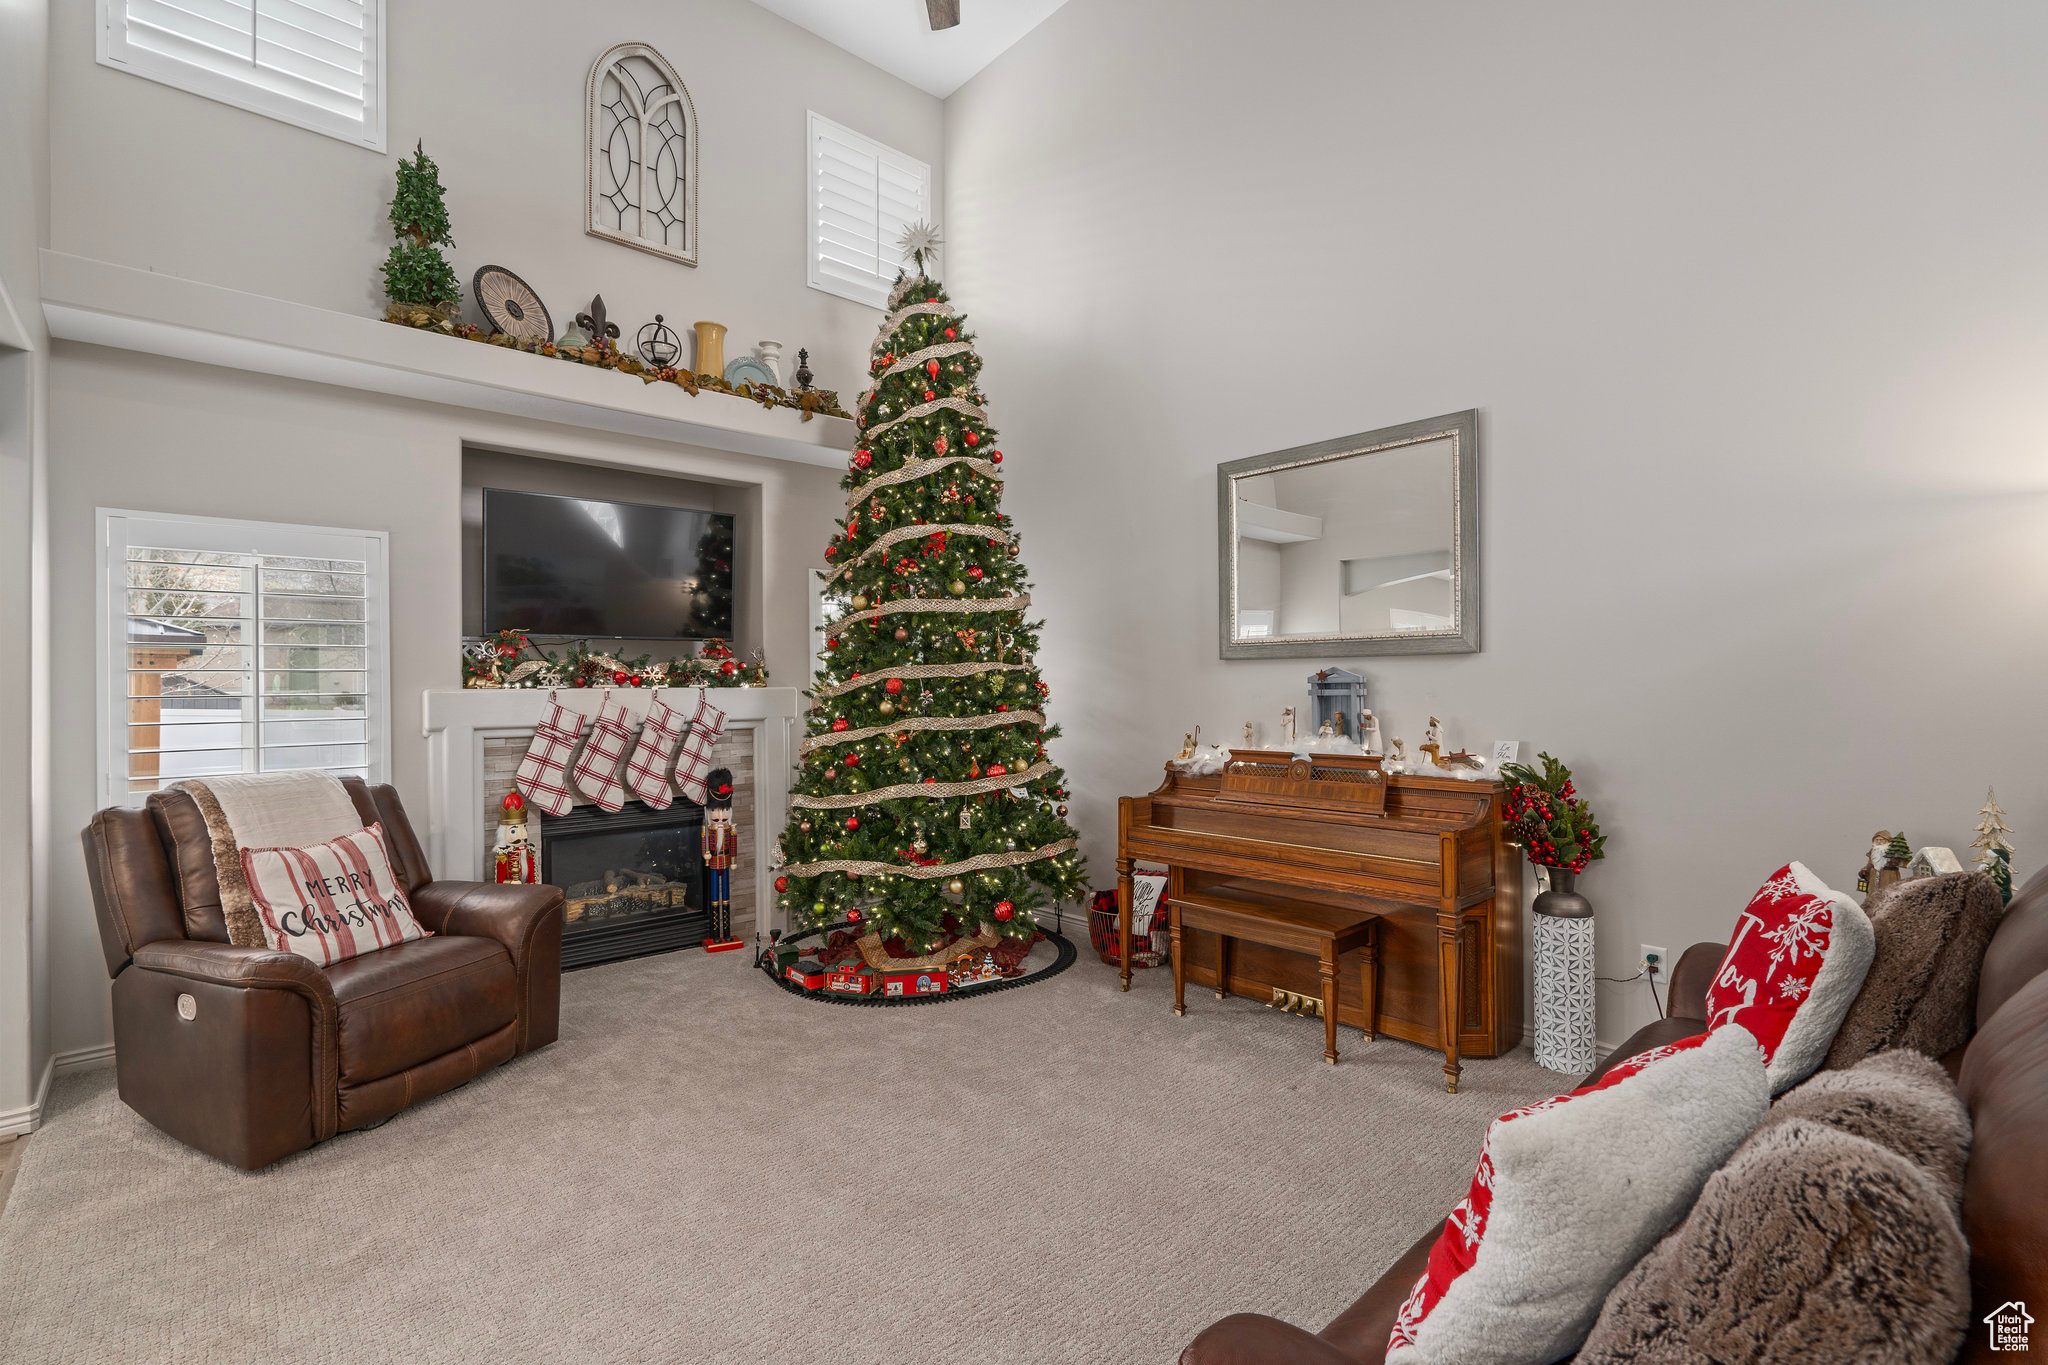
[[1641, 944, 1666, 973]]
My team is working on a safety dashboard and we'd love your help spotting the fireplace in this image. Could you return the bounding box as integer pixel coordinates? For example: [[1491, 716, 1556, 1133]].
[[541, 801, 707, 969]]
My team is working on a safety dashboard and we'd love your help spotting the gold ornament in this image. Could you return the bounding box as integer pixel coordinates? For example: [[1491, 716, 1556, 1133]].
[[850, 594, 869, 610], [825, 766, 838, 779], [800, 819, 812, 832], [948, 579, 966, 595], [894, 625, 909, 641], [946, 877, 965, 895], [879, 699, 895, 716]]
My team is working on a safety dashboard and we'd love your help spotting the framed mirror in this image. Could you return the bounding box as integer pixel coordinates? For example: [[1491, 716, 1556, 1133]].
[[1218, 409, 1478, 658]]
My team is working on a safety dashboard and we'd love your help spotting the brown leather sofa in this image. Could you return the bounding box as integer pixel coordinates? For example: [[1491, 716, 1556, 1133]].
[[1184, 870, 2048, 1364], [82, 777, 563, 1170]]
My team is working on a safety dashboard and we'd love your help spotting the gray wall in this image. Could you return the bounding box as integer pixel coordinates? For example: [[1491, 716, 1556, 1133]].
[[0, 0, 51, 1123], [947, 0, 2048, 1046]]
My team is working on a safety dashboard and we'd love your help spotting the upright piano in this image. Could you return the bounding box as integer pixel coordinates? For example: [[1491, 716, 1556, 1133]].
[[1115, 750, 1524, 1092]]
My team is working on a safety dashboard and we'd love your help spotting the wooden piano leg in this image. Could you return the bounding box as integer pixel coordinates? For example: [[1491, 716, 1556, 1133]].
[[1116, 857, 1135, 993], [1170, 901, 1186, 1017], [1360, 923, 1379, 1043], [1319, 946, 1340, 1064], [1214, 934, 1231, 1000], [1436, 906, 1463, 1093]]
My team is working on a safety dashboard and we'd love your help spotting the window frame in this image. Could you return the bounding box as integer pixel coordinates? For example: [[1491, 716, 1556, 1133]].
[[806, 110, 933, 310], [96, 508, 392, 809], [95, 0, 388, 153]]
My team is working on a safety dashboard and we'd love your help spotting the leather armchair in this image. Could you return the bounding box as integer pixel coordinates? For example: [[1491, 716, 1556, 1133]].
[[83, 777, 562, 1170]]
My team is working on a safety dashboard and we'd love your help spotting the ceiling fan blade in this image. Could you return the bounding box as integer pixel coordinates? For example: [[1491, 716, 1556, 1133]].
[[925, 0, 961, 30]]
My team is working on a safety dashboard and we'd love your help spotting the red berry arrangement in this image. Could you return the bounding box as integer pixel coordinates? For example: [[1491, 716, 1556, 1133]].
[[1499, 753, 1606, 875]]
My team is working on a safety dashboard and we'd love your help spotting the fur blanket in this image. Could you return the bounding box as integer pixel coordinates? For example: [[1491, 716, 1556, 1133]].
[[171, 772, 364, 947], [1578, 1052, 1971, 1364], [1826, 871, 2004, 1068]]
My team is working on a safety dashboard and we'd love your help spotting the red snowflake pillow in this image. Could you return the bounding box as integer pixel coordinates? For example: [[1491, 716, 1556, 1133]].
[[1386, 1026, 1769, 1365], [1705, 861, 1874, 1094]]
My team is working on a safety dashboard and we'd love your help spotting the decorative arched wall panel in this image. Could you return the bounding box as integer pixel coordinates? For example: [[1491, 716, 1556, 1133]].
[[586, 42, 699, 267]]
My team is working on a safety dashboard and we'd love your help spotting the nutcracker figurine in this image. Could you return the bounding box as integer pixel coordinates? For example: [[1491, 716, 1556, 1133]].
[[701, 768, 743, 951], [493, 791, 538, 885]]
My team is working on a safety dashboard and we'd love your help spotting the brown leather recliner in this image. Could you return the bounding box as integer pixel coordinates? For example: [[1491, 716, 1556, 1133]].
[[1184, 869, 2048, 1364], [81, 777, 563, 1170]]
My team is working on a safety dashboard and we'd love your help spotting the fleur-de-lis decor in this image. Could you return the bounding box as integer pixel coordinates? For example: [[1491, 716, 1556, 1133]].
[[575, 295, 621, 346]]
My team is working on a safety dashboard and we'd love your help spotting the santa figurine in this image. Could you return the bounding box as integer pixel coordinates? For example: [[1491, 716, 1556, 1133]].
[[701, 768, 744, 951], [493, 791, 538, 885]]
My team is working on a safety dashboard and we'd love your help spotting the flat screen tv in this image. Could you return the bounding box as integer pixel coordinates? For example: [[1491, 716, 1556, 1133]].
[[482, 488, 734, 640]]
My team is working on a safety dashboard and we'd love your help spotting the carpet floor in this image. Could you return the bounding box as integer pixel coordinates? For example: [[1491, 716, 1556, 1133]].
[[0, 945, 1561, 1363]]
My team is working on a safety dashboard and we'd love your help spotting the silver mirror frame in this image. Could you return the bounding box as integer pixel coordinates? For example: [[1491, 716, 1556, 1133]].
[[1217, 409, 1479, 659]]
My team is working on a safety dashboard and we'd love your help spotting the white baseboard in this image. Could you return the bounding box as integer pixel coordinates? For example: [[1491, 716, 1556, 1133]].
[[0, 1043, 115, 1137], [0, 1057, 53, 1137]]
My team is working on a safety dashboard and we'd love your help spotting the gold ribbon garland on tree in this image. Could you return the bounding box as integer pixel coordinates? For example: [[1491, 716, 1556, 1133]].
[[777, 834, 1078, 880], [786, 759, 1056, 809], [823, 521, 1013, 586], [844, 454, 1005, 510], [797, 709, 1046, 756], [811, 659, 1034, 701], [829, 592, 1031, 629]]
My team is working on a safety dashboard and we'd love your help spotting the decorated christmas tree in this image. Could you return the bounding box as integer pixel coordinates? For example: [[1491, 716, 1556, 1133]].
[[772, 226, 1086, 954]]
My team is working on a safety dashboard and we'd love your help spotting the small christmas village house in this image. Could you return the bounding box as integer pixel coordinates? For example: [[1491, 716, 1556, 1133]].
[[1905, 846, 1963, 879]]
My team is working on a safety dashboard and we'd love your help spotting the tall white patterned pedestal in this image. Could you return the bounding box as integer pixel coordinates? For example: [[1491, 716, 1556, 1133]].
[[1533, 912, 1597, 1074]]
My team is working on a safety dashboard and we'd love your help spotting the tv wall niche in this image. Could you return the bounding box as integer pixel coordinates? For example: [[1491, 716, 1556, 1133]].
[[460, 447, 753, 653]]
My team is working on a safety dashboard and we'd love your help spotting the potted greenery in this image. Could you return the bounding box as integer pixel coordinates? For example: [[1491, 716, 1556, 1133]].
[[1500, 752, 1606, 916], [382, 141, 460, 330]]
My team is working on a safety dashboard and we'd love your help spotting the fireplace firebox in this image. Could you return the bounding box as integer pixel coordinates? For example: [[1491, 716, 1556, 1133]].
[[541, 801, 706, 969]]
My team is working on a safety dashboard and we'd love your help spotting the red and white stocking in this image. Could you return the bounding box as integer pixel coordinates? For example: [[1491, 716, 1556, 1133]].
[[570, 696, 636, 814], [514, 692, 587, 818], [673, 690, 728, 805], [623, 692, 685, 810]]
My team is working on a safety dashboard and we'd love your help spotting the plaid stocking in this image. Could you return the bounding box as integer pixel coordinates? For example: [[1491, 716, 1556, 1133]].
[[570, 697, 636, 814], [673, 690, 728, 805], [623, 692, 685, 810], [514, 692, 587, 818]]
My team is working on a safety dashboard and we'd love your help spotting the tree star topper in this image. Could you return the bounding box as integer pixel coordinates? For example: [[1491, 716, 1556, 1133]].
[[898, 220, 944, 273]]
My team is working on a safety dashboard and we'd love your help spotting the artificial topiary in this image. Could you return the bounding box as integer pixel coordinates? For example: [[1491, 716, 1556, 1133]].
[[382, 141, 460, 310]]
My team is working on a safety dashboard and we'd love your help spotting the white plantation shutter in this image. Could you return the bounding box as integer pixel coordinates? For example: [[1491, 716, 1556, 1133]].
[[99, 511, 390, 807], [808, 111, 932, 309], [98, 0, 386, 151]]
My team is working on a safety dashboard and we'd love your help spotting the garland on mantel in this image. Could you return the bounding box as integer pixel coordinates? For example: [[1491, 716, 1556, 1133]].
[[462, 630, 768, 690], [384, 306, 851, 422]]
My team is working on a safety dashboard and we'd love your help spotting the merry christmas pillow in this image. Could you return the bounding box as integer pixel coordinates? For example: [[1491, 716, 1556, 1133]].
[[238, 823, 431, 968], [1386, 1026, 1769, 1365], [1705, 862, 1874, 1094]]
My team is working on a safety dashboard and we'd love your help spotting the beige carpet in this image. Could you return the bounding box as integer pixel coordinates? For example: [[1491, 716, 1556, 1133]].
[[0, 944, 1561, 1363]]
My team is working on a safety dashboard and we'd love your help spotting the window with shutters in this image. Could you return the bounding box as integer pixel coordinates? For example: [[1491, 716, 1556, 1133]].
[[96, 0, 386, 152], [98, 511, 391, 808], [807, 111, 933, 309]]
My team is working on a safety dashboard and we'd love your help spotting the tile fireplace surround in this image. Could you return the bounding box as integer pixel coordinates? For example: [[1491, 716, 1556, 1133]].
[[423, 687, 801, 944]]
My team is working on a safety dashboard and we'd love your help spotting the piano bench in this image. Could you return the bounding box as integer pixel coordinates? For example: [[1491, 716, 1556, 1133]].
[[1168, 888, 1381, 1064]]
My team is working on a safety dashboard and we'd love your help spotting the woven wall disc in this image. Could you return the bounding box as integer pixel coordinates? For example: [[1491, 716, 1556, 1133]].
[[474, 266, 553, 342]]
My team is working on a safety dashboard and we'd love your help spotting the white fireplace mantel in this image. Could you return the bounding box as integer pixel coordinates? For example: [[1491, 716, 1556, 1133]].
[[422, 687, 800, 929]]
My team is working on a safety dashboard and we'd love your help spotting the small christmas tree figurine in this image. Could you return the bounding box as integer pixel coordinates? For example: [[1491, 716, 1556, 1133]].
[[1883, 831, 1911, 864], [1971, 786, 2015, 865], [382, 141, 460, 325], [1988, 847, 2014, 904]]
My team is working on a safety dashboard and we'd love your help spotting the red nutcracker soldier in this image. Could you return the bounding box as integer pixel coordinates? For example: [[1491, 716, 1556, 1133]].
[[701, 768, 744, 951], [493, 792, 538, 885]]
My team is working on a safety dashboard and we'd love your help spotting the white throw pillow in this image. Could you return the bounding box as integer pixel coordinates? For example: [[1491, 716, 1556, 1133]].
[[238, 822, 432, 967], [1386, 1025, 1769, 1365]]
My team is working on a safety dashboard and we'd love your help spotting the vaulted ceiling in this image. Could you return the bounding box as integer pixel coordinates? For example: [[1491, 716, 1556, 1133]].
[[746, 0, 1073, 98]]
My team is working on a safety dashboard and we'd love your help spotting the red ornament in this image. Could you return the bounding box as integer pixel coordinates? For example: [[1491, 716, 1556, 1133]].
[[944, 327, 956, 339], [721, 659, 737, 675], [846, 908, 862, 923], [963, 431, 978, 446], [990, 450, 1003, 464], [922, 776, 937, 784], [827, 636, 839, 649], [845, 815, 860, 830], [926, 359, 940, 378], [852, 448, 872, 469], [775, 876, 789, 892], [631, 674, 644, 685], [968, 566, 984, 579], [923, 389, 935, 401], [992, 900, 1015, 921], [932, 436, 948, 455], [824, 544, 837, 557], [612, 670, 629, 684], [927, 295, 938, 303], [987, 763, 1007, 776], [885, 677, 903, 694], [831, 717, 849, 732], [843, 753, 859, 766]]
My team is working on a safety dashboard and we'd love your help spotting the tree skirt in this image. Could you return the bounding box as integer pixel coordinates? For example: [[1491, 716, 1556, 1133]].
[[761, 926, 1076, 1006]]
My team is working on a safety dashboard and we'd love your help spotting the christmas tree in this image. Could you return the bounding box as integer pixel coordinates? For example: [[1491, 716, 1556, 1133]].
[[382, 141, 460, 312], [1884, 831, 1911, 862], [773, 227, 1086, 953], [1970, 786, 2015, 866]]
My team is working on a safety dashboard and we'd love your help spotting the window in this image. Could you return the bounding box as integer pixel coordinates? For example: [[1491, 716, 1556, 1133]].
[[96, 0, 386, 152], [586, 42, 699, 267], [98, 510, 390, 807], [807, 111, 932, 309]]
